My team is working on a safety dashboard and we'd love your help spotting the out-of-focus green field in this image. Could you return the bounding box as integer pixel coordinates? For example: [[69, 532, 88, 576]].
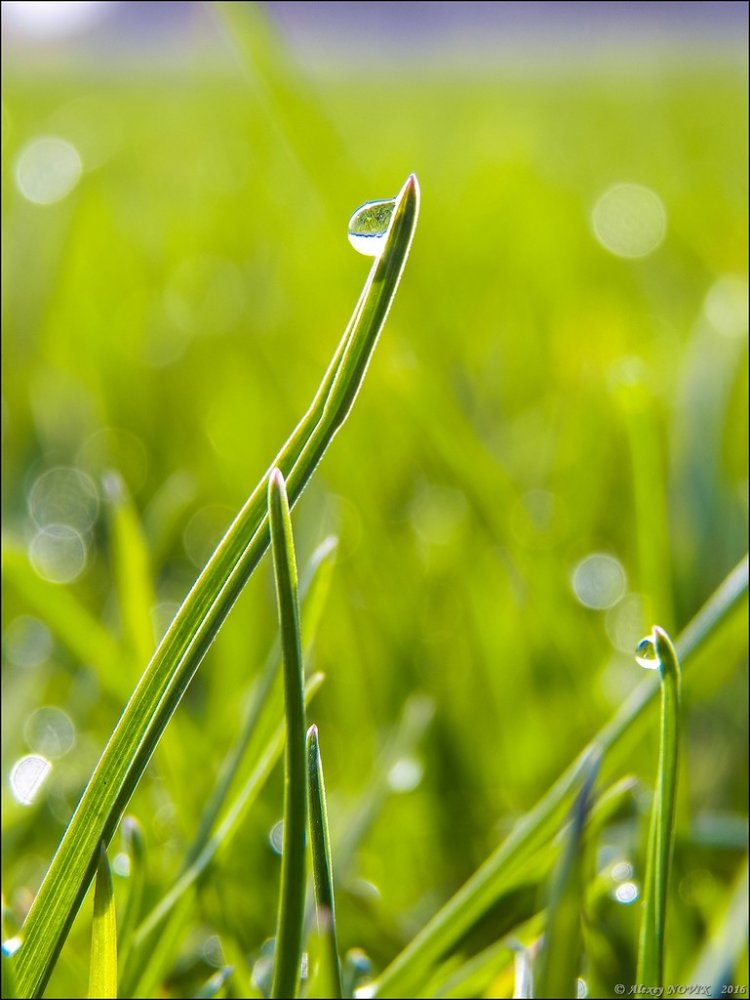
[[2, 8, 748, 997]]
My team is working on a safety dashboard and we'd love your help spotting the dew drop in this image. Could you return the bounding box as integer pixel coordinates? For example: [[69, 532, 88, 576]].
[[635, 635, 659, 670], [348, 197, 396, 257]]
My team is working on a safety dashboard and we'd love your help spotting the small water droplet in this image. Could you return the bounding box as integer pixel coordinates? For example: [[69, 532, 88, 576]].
[[613, 881, 639, 904], [348, 197, 396, 256], [635, 635, 659, 670]]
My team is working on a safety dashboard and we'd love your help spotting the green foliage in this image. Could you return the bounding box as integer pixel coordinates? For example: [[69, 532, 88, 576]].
[[88, 843, 117, 1000], [2, 5, 747, 999]]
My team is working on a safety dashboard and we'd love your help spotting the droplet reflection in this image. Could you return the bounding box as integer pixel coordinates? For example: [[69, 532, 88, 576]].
[[15, 135, 82, 205], [591, 183, 666, 259], [348, 197, 396, 256], [28, 524, 87, 584], [10, 754, 51, 805], [572, 553, 626, 610]]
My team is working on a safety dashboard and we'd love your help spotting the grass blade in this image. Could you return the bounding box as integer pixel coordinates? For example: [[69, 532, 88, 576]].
[[125, 671, 326, 999], [269, 469, 308, 1000], [103, 472, 156, 668], [636, 626, 682, 988], [535, 754, 599, 999], [370, 556, 747, 998], [306, 725, 343, 1000], [88, 842, 117, 1000], [115, 817, 144, 984], [15, 173, 418, 1000]]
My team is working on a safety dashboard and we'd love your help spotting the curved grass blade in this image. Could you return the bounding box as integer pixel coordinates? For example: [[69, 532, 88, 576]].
[[269, 470, 307, 1000], [15, 174, 419, 1000], [88, 842, 117, 1000], [306, 725, 342, 999], [115, 817, 144, 984], [370, 555, 747, 998], [636, 626, 682, 988], [535, 754, 599, 999]]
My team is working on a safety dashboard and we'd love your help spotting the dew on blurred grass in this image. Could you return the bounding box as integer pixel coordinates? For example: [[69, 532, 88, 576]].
[[3, 615, 53, 669], [387, 756, 424, 793], [611, 860, 634, 882], [613, 881, 639, 904], [591, 183, 666, 258], [572, 553, 626, 610], [2, 937, 22, 958], [703, 275, 749, 339], [605, 593, 646, 653], [28, 524, 87, 584], [112, 853, 130, 877], [269, 820, 284, 855], [15, 136, 82, 206], [201, 934, 224, 968], [27, 466, 99, 532], [9, 754, 51, 806], [577, 978, 589, 998], [24, 707, 76, 759]]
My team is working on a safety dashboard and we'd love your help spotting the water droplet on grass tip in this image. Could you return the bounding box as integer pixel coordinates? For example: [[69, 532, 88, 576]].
[[635, 635, 658, 670], [348, 197, 396, 256]]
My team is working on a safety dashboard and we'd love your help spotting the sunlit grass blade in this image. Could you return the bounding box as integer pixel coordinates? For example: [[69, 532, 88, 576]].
[[14, 173, 418, 1000], [636, 626, 682, 988], [534, 753, 598, 999], [370, 556, 747, 998], [115, 816, 144, 984], [306, 725, 342, 1000], [103, 472, 156, 667], [687, 857, 748, 996], [187, 535, 337, 872], [124, 672, 325, 999], [269, 469, 307, 1000], [88, 842, 117, 1000]]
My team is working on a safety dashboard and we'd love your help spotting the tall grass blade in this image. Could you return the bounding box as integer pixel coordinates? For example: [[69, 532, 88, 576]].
[[370, 556, 747, 997], [125, 672, 325, 999], [306, 725, 342, 999], [88, 842, 117, 1000], [103, 472, 156, 667], [14, 173, 418, 1000], [269, 469, 308, 1000], [534, 754, 598, 999], [636, 626, 682, 988], [116, 817, 144, 985]]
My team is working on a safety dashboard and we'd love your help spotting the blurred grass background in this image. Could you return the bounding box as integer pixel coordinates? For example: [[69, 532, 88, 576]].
[[2, 2, 748, 996]]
